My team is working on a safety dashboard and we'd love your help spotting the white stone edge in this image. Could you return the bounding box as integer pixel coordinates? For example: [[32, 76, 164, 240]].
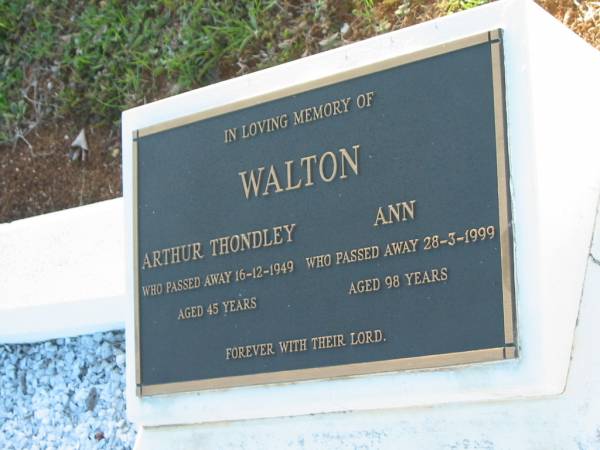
[[0, 295, 125, 344], [0, 198, 126, 344]]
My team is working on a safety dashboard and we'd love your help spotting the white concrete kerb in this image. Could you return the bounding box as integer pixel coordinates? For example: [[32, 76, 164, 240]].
[[0, 199, 126, 343]]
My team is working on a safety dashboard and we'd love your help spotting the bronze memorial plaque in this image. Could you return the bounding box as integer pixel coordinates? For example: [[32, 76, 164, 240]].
[[132, 30, 516, 396]]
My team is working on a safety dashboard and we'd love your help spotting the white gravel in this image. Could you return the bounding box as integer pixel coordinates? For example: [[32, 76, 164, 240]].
[[0, 330, 136, 449]]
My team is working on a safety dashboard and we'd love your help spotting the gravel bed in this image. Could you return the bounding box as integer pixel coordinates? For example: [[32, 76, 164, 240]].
[[0, 330, 136, 449]]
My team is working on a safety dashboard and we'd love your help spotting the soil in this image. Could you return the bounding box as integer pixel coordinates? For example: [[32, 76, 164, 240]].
[[0, 122, 121, 221], [1, 1, 598, 224]]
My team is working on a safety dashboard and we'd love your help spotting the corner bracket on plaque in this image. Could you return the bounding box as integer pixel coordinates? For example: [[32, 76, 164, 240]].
[[503, 345, 517, 359], [488, 29, 502, 42]]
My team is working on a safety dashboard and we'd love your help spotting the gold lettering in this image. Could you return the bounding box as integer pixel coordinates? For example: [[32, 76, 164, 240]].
[[279, 338, 308, 353], [356, 91, 375, 109], [224, 127, 237, 143], [142, 283, 163, 296], [238, 167, 264, 200], [166, 276, 202, 294], [305, 253, 332, 269], [181, 244, 191, 262], [335, 245, 380, 265], [404, 267, 448, 286], [383, 238, 419, 257], [347, 277, 381, 295], [374, 200, 416, 226], [402, 200, 416, 221], [350, 329, 384, 345], [152, 250, 161, 267], [210, 224, 296, 256], [240, 146, 360, 199], [192, 242, 203, 260], [319, 151, 338, 182], [300, 154, 318, 187], [293, 109, 304, 124], [374, 207, 388, 226], [177, 305, 204, 321], [142, 242, 204, 270], [338, 145, 360, 179], [283, 223, 296, 242], [226, 342, 276, 360], [169, 246, 181, 264], [285, 160, 303, 191], [204, 271, 232, 287], [263, 165, 284, 196], [222, 297, 257, 313], [341, 97, 351, 112], [311, 334, 346, 350], [292, 97, 352, 126]]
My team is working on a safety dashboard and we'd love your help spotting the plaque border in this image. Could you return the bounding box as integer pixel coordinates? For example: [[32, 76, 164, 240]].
[[132, 29, 516, 397]]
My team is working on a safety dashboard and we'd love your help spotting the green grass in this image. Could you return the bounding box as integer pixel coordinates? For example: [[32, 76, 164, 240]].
[[0, 0, 278, 143], [444, 0, 488, 13], [0, 0, 65, 142], [0, 0, 490, 145]]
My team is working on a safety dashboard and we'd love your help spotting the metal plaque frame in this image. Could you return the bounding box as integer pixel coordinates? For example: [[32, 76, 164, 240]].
[[132, 29, 516, 397]]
